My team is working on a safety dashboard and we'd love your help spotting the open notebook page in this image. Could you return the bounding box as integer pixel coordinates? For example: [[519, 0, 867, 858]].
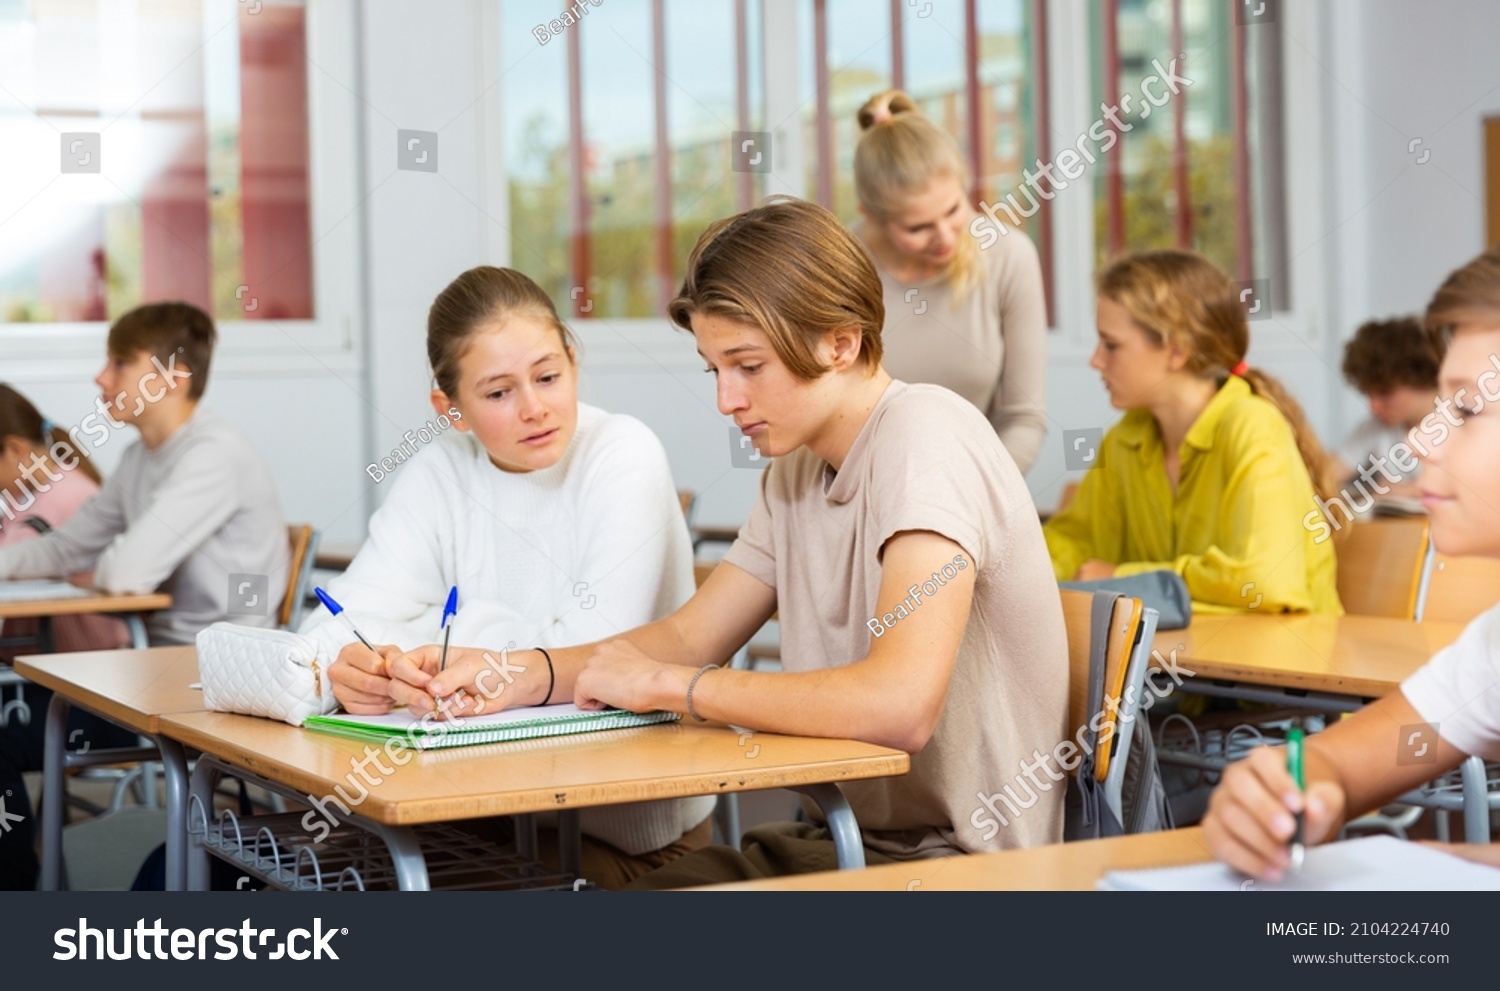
[[1103, 835, 1500, 891]]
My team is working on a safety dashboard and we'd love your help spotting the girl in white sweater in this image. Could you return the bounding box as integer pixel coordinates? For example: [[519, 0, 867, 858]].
[[320, 266, 709, 887]]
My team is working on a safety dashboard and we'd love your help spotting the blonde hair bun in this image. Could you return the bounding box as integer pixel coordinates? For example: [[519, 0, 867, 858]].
[[856, 89, 919, 131]]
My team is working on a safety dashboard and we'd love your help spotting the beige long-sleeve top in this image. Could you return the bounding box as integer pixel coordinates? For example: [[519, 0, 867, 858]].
[[868, 228, 1050, 474]]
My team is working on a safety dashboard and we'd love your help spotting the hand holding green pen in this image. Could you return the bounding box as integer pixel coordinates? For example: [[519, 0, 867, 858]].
[[1286, 728, 1306, 874]]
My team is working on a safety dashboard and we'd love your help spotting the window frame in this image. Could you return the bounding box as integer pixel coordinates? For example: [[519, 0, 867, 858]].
[[0, 0, 364, 376]]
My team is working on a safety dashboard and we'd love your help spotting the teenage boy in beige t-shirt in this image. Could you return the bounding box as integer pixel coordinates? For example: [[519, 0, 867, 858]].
[[373, 198, 1070, 886]]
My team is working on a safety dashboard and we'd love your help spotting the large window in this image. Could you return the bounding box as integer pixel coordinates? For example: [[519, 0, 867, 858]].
[[502, 0, 765, 320], [0, 0, 314, 324], [1091, 0, 1287, 293]]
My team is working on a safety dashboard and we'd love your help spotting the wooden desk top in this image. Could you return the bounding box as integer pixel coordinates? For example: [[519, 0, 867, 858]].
[[158, 710, 910, 826], [0, 588, 172, 620], [13, 645, 204, 735], [707, 826, 1215, 890], [1154, 613, 1466, 698]]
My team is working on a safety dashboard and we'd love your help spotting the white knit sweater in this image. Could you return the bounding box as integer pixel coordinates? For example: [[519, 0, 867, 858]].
[[301, 403, 712, 854]]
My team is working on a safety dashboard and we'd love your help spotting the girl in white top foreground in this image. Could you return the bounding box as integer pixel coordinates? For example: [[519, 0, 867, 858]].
[[1204, 247, 1500, 880], [322, 266, 710, 888]]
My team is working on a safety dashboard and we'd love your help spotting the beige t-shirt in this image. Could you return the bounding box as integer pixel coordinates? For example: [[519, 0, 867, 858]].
[[724, 380, 1069, 857], [1401, 603, 1500, 760], [868, 226, 1049, 474]]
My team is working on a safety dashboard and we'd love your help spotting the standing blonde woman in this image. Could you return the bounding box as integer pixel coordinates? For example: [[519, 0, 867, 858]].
[[852, 89, 1049, 474]]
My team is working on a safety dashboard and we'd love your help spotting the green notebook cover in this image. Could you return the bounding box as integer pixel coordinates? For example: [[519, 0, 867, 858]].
[[303, 703, 679, 750]]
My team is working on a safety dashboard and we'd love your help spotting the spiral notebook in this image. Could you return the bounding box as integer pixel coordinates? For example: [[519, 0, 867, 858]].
[[304, 703, 679, 750]]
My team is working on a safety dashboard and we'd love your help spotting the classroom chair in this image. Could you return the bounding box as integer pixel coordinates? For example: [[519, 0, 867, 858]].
[[281, 524, 321, 630], [1414, 547, 1500, 624], [1333, 516, 1430, 619], [1060, 589, 1160, 831]]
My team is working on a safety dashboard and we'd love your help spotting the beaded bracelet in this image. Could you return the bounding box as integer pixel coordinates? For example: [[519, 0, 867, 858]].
[[685, 664, 717, 722]]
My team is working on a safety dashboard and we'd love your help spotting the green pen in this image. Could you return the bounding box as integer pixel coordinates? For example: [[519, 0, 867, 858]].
[[1286, 727, 1306, 874]]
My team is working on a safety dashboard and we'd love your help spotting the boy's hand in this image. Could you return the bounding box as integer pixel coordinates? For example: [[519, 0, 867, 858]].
[[328, 641, 404, 714], [1075, 559, 1117, 581], [1203, 746, 1346, 881], [574, 640, 678, 713]]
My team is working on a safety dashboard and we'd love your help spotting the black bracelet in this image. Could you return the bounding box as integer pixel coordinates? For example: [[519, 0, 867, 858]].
[[534, 647, 555, 706]]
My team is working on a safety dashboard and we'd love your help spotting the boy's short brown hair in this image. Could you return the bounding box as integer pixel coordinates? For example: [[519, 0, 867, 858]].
[[1340, 317, 1438, 395], [1424, 247, 1500, 359], [107, 302, 217, 400]]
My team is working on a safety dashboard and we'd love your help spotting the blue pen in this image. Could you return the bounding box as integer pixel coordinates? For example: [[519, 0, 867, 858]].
[[313, 587, 376, 653], [439, 586, 459, 675]]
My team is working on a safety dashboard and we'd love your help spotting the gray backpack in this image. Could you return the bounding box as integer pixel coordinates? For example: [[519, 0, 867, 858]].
[[1064, 591, 1176, 840]]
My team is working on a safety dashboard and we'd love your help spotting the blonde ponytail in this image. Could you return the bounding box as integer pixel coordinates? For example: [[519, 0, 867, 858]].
[[853, 89, 979, 301]]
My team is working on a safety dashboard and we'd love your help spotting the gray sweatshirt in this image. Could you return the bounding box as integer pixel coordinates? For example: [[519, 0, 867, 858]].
[[0, 408, 290, 644]]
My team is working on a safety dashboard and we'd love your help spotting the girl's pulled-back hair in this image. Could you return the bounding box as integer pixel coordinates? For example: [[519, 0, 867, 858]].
[[426, 266, 578, 398], [669, 196, 884, 379], [1423, 246, 1500, 359], [854, 89, 979, 300], [0, 384, 102, 485], [1097, 250, 1337, 502]]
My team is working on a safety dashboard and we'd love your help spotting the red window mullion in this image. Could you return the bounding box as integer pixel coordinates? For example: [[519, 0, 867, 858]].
[[1231, 8, 1255, 282], [567, 22, 591, 317], [1030, 0, 1054, 325], [1102, 0, 1124, 257], [964, 0, 982, 206], [814, 0, 832, 208], [651, 0, 673, 314], [890, 0, 905, 92], [1171, 0, 1192, 249], [735, 0, 752, 211]]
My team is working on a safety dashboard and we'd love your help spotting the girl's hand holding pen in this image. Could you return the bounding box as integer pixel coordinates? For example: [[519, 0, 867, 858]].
[[328, 640, 406, 714], [387, 643, 550, 718]]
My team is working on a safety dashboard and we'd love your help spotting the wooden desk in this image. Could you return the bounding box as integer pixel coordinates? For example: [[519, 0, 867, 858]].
[[1154, 613, 1465, 701], [706, 826, 1215, 891], [13, 645, 202, 890], [160, 709, 909, 890], [0, 585, 172, 652]]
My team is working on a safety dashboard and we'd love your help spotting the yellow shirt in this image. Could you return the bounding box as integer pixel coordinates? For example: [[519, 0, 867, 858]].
[[1045, 376, 1342, 615]]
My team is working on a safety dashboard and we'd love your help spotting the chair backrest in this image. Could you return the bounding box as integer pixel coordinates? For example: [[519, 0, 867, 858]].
[[280, 524, 320, 630], [1060, 589, 1143, 784], [1416, 548, 1500, 624], [1334, 517, 1430, 619]]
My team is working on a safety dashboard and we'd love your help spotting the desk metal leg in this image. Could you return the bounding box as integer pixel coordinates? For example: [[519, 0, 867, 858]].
[[514, 813, 538, 860], [39, 693, 69, 890], [557, 809, 582, 878], [154, 737, 189, 890], [186, 758, 218, 891], [790, 783, 864, 870], [1462, 756, 1491, 843], [124, 614, 150, 649], [368, 823, 431, 891]]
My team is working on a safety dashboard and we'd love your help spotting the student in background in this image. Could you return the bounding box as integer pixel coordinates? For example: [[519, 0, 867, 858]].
[[381, 199, 1070, 886], [0, 384, 126, 655], [324, 266, 711, 889], [0, 385, 137, 889], [0, 305, 288, 889], [1336, 316, 1438, 501], [0, 302, 289, 643], [1205, 248, 1500, 878], [1044, 250, 1343, 615], [850, 90, 1049, 475]]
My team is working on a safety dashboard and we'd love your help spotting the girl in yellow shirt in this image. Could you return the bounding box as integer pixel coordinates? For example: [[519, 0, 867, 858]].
[[1045, 250, 1342, 614]]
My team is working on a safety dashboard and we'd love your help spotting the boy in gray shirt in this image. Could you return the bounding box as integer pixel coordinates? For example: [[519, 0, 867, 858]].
[[0, 301, 289, 643]]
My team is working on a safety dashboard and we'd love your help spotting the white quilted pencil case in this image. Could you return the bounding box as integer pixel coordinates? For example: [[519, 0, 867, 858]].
[[196, 622, 338, 726]]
